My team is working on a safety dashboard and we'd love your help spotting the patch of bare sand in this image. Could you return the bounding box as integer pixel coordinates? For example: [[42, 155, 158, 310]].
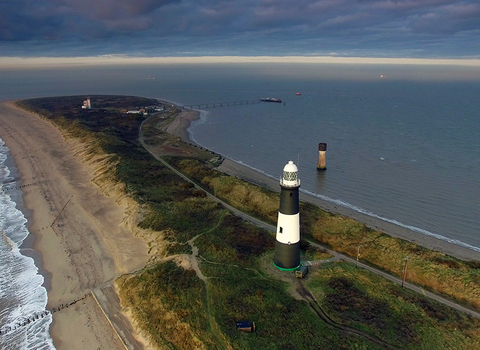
[[165, 109, 200, 142], [51, 294, 126, 350]]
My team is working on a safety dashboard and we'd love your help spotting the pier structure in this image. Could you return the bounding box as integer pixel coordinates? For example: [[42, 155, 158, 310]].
[[182, 99, 262, 109]]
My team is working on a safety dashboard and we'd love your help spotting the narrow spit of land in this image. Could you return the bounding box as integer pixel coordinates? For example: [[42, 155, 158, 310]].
[[4, 96, 480, 350]]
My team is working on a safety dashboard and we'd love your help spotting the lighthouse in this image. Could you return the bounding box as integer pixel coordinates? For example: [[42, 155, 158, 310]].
[[274, 161, 301, 270]]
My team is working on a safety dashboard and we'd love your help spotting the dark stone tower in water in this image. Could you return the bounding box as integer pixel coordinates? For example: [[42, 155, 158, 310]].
[[317, 143, 327, 170]]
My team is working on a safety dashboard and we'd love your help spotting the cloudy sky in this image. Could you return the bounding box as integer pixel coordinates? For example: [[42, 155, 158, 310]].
[[1, 0, 480, 59]]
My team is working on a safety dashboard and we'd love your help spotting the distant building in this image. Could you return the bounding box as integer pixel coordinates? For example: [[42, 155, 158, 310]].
[[81, 98, 91, 109]]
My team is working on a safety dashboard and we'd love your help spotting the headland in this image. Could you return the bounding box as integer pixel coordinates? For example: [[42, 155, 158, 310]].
[[1, 96, 480, 349]]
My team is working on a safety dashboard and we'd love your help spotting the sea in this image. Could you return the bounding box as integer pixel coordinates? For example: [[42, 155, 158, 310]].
[[0, 140, 54, 349], [0, 62, 479, 348]]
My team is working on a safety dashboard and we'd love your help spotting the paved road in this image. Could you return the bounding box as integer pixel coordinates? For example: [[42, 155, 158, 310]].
[[139, 116, 480, 322]]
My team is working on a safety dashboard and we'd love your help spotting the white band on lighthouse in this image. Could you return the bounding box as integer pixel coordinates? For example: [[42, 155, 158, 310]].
[[276, 212, 300, 244]]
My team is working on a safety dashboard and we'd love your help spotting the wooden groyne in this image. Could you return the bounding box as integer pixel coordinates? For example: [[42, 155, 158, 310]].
[[1, 182, 36, 193], [50, 195, 74, 228], [0, 293, 89, 336]]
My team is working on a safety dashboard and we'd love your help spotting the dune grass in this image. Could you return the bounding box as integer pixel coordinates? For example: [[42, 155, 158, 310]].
[[117, 261, 215, 350], [120, 211, 385, 350]]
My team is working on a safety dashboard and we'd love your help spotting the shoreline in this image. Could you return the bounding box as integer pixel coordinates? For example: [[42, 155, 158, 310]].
[[3, 149, 53, 292], [165, 107, 203, 142], [177, 106, 480, 262], [0, 101, 150, 349]]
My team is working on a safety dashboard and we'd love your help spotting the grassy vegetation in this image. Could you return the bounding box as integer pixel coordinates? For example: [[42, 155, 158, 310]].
[[19, 95, 480, 350], [168, 157, 279, 224], [170, 157, 480, 310], [117, 261, 216, 350], [302, 242, 333, 261], [308, 263, 480, 349], [307, 208, 480, 309], [120, 212, 384, 350]]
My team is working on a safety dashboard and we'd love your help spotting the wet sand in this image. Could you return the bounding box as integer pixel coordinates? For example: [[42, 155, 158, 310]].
[[165, 107, 200, 142]]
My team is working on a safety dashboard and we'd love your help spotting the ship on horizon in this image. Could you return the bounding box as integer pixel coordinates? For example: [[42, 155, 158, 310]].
[[260, 97, 282, 103]]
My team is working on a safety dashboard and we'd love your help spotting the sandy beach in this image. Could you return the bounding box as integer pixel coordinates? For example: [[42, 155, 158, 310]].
[[165, 107, 201, 142], [1, 99, 479, 349], [0, 101, 150, 349]]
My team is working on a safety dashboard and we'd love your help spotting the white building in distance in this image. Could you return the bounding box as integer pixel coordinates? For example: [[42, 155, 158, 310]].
[[81, 98, 91, 109]]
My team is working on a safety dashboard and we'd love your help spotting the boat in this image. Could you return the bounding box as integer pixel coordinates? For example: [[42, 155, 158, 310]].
[[296, 92, 301, 95], [260, 98, 282, 103]]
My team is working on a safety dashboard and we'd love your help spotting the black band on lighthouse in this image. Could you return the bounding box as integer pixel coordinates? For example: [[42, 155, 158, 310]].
[[279, 187, 300, 215], [274, 241, 300, 269]]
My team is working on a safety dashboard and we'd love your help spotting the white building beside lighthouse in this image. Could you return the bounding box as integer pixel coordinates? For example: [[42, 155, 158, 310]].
[[274, 161, 301, 270]]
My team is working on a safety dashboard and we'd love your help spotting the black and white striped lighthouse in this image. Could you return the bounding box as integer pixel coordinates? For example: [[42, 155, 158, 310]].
[[274, 161, 301, 271]]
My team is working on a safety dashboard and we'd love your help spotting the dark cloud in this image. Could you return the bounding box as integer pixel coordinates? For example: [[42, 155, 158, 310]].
[[409, 2, 480, 34], [1, 0, 480, 57], [55, 0, 178, 21]]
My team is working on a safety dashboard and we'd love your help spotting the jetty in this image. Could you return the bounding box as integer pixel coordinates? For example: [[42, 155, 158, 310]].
[[182, 99, 271, 109]]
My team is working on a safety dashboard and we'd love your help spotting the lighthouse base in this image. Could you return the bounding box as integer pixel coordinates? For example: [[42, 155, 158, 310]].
[[274, 241, 300, 270]]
